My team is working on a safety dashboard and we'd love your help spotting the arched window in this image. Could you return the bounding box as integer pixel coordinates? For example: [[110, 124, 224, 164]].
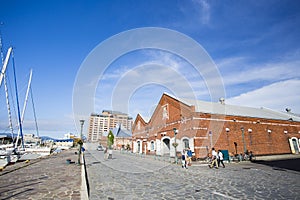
[[162, 104, 169, 119], [183, 139, 189, 149], [151, 141, 155, 151]]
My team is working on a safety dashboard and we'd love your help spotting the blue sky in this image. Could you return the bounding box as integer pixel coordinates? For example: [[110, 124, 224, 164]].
[[0, 0, 300, 138]]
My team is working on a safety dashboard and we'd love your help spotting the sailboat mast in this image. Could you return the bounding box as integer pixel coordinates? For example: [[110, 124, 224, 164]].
[[30, 86, 39, 137], [15, 69, 32, 148], [0, 25, 4, 64], [21, 69, 32, 125], [0, 47, 12, 87], [15, 70, 32, 147], [4, 77, 14, 138], [0, 30, 14, 139], [11, 50, 25, 149]]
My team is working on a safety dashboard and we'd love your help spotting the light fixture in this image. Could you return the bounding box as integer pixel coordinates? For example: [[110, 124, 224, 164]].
[[248, 129, 252, 133], [267, 129, 272, 133], [225, 128, 230, 132]]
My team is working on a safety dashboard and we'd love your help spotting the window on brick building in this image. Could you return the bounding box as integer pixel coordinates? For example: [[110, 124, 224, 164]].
[[183, 139, 189, 149], [162, 104, 169, 120], [137, 121, 141, 130]]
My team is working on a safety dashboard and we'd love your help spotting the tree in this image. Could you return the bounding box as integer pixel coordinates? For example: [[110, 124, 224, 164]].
[[107, 130, 114, 149]]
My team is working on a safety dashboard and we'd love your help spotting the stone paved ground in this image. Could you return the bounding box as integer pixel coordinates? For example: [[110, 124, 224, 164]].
[[85, 143, 300, 200], [0, 149, 81, 200]]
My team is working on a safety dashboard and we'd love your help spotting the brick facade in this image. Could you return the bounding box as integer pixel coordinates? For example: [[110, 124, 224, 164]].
[[132, 93, 300, 158]]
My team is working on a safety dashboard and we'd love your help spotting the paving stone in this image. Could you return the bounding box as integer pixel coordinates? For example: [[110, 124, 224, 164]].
[[0, 149, 81, 199], [85, 143, 300, 200]]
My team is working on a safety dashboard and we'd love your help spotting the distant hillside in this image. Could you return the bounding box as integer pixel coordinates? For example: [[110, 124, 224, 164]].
[[40, 136, 58, 141]]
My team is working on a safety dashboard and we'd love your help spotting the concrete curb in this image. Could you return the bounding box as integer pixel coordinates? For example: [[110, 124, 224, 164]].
[[81, 153, 89, 200]]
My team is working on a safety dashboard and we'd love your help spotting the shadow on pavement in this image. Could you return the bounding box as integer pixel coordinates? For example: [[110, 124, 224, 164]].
[[253, 158, 300, 172]]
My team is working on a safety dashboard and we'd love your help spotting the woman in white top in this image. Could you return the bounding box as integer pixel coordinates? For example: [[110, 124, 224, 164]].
[[209, 148, 219, 169]]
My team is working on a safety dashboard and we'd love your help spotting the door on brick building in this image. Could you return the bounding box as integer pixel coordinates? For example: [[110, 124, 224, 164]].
[[162, 138, 170, 155], [289, 137, 299, 154], [137, 141, 141, 154]]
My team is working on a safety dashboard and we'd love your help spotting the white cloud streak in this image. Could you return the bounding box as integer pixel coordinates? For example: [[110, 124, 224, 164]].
[[217, 52, 300, 86], [226, 79, 300, 113], [193, 0, 211, 25]]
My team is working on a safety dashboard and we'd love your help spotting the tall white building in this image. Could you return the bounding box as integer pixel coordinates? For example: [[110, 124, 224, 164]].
[[87, 110, 133, 142]]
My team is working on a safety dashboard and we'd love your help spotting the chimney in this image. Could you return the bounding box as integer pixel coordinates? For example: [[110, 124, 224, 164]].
[[285, 108, 291, 113], [219, 97, 225, 105]]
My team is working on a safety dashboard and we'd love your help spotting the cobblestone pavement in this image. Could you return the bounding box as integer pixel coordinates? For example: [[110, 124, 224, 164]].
[[85, 143, 300, 200], [0, 149, 81, 200]]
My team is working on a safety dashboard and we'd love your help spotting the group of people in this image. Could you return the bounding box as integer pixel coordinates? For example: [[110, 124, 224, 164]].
[[180, 147, 254, 169], [181, 147, 193, 169], [230, 150, 254, 162], [209, 147, 225, 169]]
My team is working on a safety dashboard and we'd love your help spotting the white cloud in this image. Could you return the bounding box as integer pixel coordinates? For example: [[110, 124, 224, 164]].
[[193, 0, 211, 25], [101, 66, 131, 80], [177, 0, 211, 27], [94, 47, 300, 121], [226, 79, 300, 114], [217, 55, 300, 86]]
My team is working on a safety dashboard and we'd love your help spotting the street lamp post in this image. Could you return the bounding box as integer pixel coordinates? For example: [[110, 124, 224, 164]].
[[173, 128, 178, 164], [241, 127, 246, 153], [209, 131, 213, 149], [78, 119, 85, 164]]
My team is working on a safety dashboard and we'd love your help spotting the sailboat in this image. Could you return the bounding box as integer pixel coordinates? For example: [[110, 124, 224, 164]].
[[17, 70, 52, 160], [0, 47, 21, 167], [0, 35, 50, 167]]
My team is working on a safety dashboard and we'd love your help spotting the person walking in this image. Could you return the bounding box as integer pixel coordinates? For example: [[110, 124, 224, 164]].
[[186, 147, 193, 166], [249, 151, 254, 161], [218, 150, 225, 168], [181, 150, 187, 169], [209, 147, 218, 169], [104, 147, 108, 160]]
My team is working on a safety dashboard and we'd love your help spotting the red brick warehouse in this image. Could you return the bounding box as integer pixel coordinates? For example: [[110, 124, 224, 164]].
[[132, 93, 300, 159]]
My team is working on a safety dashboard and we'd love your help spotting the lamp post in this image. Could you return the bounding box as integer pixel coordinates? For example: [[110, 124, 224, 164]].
[[248, 129, 252, 145], [78, 119, 85, 164], [225, 128, 230, 150], [241, 127, 246, 153], [173, 128, 178, 164], [209, 131, 212, 149]]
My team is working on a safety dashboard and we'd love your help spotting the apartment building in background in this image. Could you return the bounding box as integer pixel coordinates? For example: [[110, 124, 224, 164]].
[[87, 110, 133, 142]]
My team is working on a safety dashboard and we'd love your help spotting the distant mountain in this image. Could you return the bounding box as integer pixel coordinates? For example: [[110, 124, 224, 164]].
[[40, 136, 58, 141], [0, 133, 13, 139]]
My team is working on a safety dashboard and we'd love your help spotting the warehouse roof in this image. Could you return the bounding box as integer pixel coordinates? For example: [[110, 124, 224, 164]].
[[164, 93, 300, 122]]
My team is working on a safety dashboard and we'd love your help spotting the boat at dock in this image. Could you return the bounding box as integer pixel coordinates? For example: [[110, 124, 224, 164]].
[[0, 33, 48, 166], [0, 144, 21, 168]]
